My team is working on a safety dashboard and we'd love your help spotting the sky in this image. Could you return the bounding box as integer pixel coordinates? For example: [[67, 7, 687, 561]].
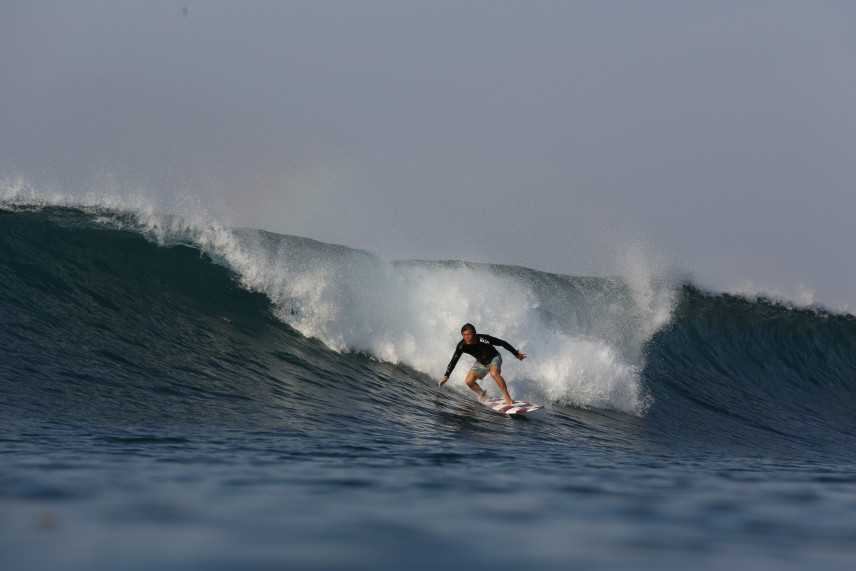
[[2, 1, 855, 309]]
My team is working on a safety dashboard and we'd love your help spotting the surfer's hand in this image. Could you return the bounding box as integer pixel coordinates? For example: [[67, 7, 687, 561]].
[[516, 353, 527, 361], [438, 376, 448, 387]]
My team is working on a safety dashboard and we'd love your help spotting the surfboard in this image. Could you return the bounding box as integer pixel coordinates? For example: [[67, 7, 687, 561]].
[[481, 397, 543, 415]]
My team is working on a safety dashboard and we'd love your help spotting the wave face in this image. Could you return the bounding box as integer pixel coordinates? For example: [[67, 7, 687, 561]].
[[2, 204, 856, 460], [644, 285, 856, 458]]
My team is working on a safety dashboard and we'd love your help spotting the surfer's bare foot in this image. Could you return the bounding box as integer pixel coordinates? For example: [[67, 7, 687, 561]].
[[478, 390, 489, 402]]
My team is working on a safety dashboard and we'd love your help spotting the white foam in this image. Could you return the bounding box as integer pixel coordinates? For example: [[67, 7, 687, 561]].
[[215, 237, 675, 415]]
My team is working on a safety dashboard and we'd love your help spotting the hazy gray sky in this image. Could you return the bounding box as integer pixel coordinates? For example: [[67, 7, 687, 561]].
[[2, 1, 855, 308]]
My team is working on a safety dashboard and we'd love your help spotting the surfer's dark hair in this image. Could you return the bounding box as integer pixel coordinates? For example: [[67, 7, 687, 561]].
[[461, 323, 476, 334]]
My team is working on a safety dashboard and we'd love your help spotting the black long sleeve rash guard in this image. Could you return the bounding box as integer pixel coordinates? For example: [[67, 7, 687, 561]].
[[444, 334, 520, 377]]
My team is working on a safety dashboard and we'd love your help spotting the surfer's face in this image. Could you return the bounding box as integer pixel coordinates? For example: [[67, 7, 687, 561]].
[[462, 330, 476, 344]]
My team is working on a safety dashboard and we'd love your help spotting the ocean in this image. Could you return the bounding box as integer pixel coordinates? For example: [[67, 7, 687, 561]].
[[2, 201, 855, 570]]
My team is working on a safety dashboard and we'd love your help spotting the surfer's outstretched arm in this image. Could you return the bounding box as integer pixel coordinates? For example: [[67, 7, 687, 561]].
[[440, 342, 464, 386], [483, 334, 526, 360]]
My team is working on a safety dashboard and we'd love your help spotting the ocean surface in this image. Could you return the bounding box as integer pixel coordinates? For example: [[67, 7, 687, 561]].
[[2, 202, 856, 570]]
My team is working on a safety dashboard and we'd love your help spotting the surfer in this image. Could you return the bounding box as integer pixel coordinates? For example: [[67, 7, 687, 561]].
[[439, 323, 527, 405]]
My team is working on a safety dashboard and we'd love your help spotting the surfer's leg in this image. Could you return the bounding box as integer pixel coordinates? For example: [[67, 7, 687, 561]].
[[465, 367, 489, 401], [489, 366, 513, 405]]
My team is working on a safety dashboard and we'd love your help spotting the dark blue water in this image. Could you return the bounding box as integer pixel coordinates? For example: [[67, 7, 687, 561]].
[[2, 205, 856, 570]]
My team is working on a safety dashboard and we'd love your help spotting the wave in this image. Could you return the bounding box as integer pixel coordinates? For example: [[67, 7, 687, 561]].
[[3, 194, 856, 458], [0, 194, 671, 414]]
